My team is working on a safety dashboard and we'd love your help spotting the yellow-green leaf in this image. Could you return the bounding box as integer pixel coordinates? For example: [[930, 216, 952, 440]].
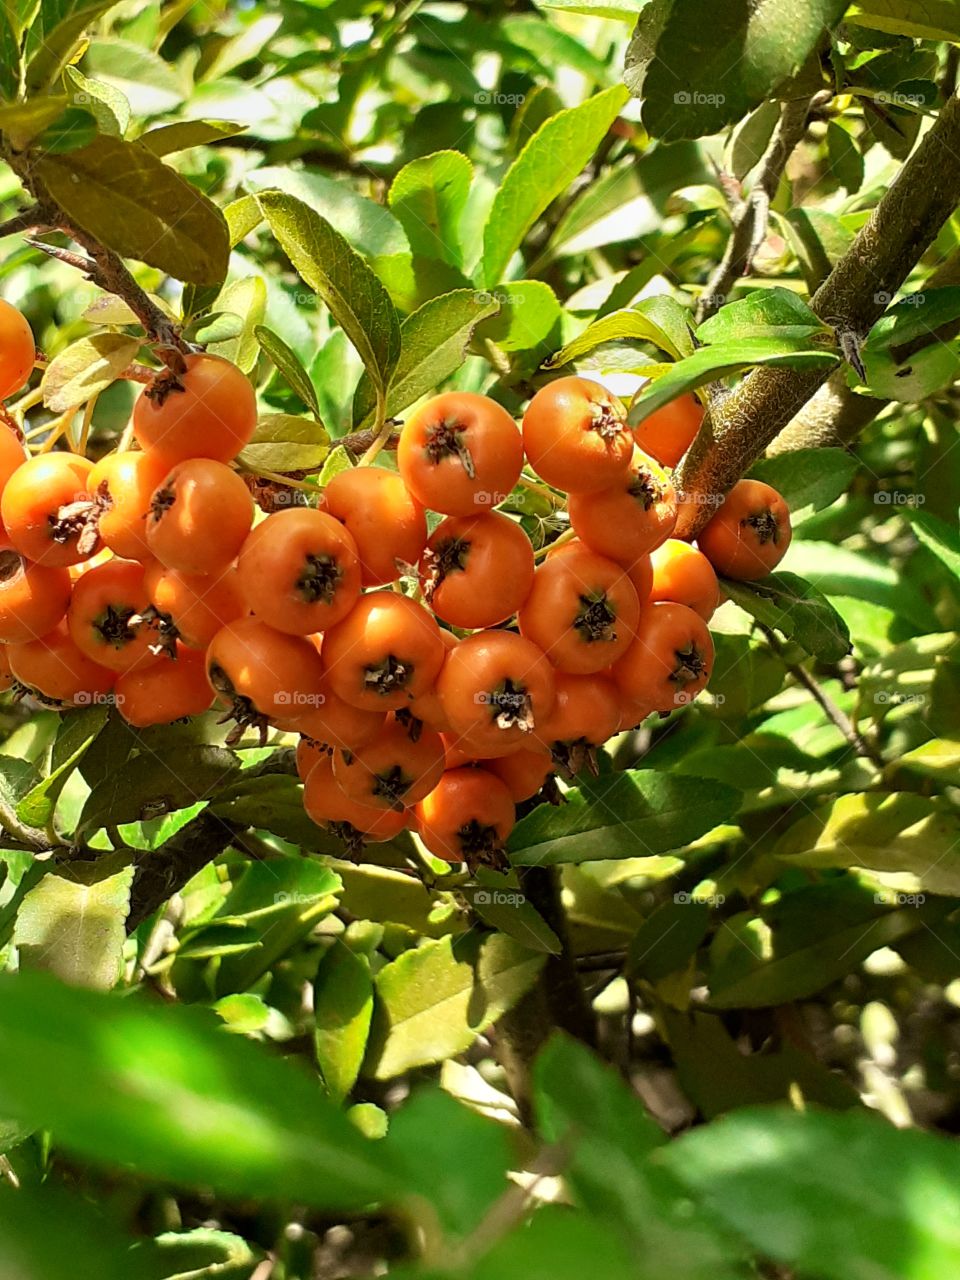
[[41, 332, 140, 412]]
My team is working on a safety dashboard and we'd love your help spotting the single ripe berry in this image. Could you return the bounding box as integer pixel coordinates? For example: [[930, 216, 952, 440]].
[[206, 617, 326, 737], [67, 558, 156, 674], [522, 376, 632, 494], [320, 591, 446, 712], [517, 543, 640, 674], [567, 447, 677, 565], [146, 458, 254, 576], [321, 465, 427, 586], [333, 715, 446, 811], [649, 538, 719, 620], [115, 645, 214, 727], [419, 511, 534, 630], [1, 453, 99, 567], [631, 390, 703, 468], [8, 621, 116, 708], [0, 300, 36, 401], [414, 767, 515, 866], [612, 601, 714, 715], [132, 353, 257, 465], [144, 562, 247, 651], [437, 630, 555, 755], [87, 450, 170, 563], [697, 479, 792, 580], [398, 392, 523, 516], [236, 507, 361, 635], [0, 543, 72, 643]]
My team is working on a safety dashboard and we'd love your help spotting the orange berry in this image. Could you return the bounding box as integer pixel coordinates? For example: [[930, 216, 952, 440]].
[[146, 458, 254, 576], [132, 353, 257, 465]]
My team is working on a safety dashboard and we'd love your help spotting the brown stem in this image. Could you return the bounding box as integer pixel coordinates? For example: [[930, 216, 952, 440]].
[[126, 810, 240, 932], [676, 92, 960, 534], [698, 92, 830, 322], [758, 624, 884, 767]]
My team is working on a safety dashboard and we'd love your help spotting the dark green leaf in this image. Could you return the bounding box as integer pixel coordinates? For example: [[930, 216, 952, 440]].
[[696, 287, 827, 344], [508, 773, 741, 866], [720, 571, 852, 663], [36, 137, 229, 285], [314, 940, 374, 1104], [748, 447, 859, 515], [546, 294, 696, 367], [845, 0, 960, 41], [352, 288, 499, 427], [24, 0, 122, 93], [258, 191, 401, 418], [0, 1180, 149, 1280], [628, 0, 846, 139], [77, 746, 239, 836], [255, 325, 321, 419]]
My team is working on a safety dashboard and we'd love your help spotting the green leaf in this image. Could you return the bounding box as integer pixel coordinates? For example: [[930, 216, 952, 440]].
[[383, 1088, 513, 1237], [627, 898, 711, 982], [539, 0, 644, 18], [899, 738, 960, 786], [138, 118, 247, 157], [535, 1036, 739, 1277], [468, 869, 562, 955], [24, 0, 123, 94], [468, 1206, 640, 1280], [706, 883, 922, 1008], [859, 341, 960, 403], [727, 99, 780, 181], [16, 704, 109, 828], [207, 274, 266, 373], [482, 83, 629, 286], [546, 294, 695, 367], [64, 66, 130, 136], [214, 860, 341, 996], [748, 447, 859, 515], [0, 95, 69, 149], [696, 287, 827, 344], [199, 12, 283, 81], [472, 279, 561, 353], [866, 287, 960, 352], [258, 191, 401, 423], [0, 1180, 149, 1280], [314, 940, 374, 1104], [661, 1107, 960, 1280], [628, 0, 847, 140], [719, 571, 852, 664], [238, 412, 329, 474], [352, 288, 499, 428], [908, 510, 960, 579], [36, 136, 229, 285], [247, 167, 406, 259], [336, 862, 455, 936], [776, 792, 960, 895], [627, 338, 838, 427], [846, 0, 960, 41], [0, 968, 398, 1208], [14, 865, 133, 989], [826, 120, 864, 194], [366, 934, 545, 1079], [388, 150, 473, 268], [255, 325, 321, 419], [77, 746, 239, 836], [508, 772, 741, 866], [147, 1228, 263, 1280], [41, 333, 141, 413]]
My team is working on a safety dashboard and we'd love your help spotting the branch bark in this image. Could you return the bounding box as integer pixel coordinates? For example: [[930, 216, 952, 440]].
[[676, 92, 960, 535]]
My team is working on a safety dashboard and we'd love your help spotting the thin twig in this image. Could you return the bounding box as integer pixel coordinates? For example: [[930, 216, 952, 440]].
[[758, 624, 884, 767], [698, 92, 831, 322]]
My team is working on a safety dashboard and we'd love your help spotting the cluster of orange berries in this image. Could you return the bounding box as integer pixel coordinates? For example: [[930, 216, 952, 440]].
[[0, 297, 792, 869]]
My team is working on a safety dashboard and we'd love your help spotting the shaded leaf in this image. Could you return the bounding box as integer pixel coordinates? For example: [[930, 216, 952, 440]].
[[720, 572, 852, 663], [388, 149, 472, 267], [36, 136, 229, 285], [41, 333, 141, 413], [256, 325, 321, 418], [314, 940, 374, 1104], [14, 865, 133, 989]]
